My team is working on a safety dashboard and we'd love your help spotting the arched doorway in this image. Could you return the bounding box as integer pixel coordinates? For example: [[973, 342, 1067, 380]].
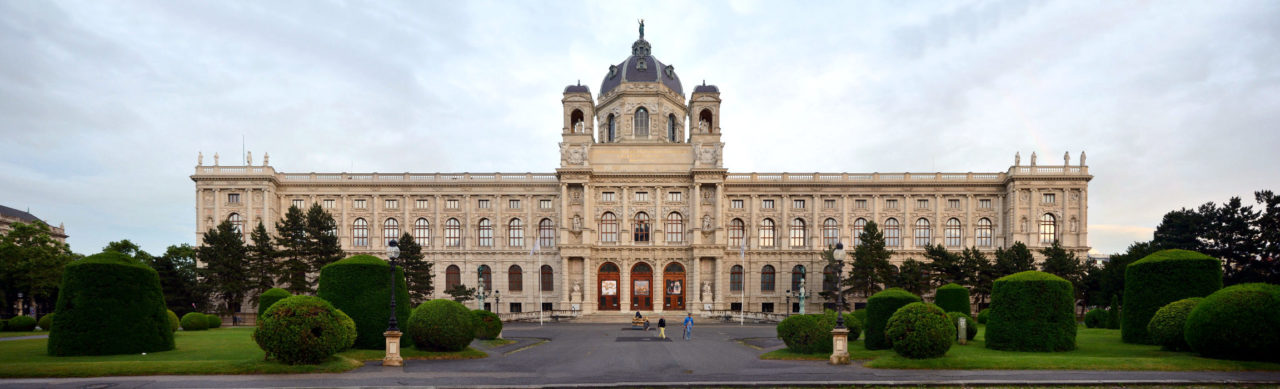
[[663, 262, 686, 311], [598, 262, 620, 311], [631, 262, 653, 311]]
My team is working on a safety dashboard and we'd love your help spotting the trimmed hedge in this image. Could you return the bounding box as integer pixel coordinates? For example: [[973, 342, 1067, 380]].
[[317, 255, 412, 349], [886, 303, 955, 358], [777, 314, 831, 354], [934, 283, 971, 315], [181, 312, 209, 331], [947, 311, 978, 341], [205, 314, 222, 329], [407, 299, 474, 352], [1107, 295, 1122, 329], [37, 313, 54, 331], [258, 288, 291, 319], [253, 295, 357, 364], [1184, 283, 1280, 361], [472, 310, 503, 340], [864, 288, 922, 350], [977, 308, 990, 324], [7, 315, 36, 332], [1084, 309, 1108, 329], [851, 309, 867, 333], [166, 310, 179, 332], [47, 251, 174, 356], [985, 271, 1076, 352], [1122, 249, 1222, 344], [1147, 297, 1202, 351]]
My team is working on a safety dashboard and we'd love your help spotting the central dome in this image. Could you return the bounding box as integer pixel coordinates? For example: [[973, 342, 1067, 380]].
[[599, 38, 683, 96]]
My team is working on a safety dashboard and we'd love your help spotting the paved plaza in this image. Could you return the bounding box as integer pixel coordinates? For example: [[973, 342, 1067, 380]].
[[4, 322, 1280, 388]]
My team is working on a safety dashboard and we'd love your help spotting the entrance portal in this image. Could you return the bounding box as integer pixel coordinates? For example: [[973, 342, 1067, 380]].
[[598, 262, 620, 311], [631, 263, 653, 311], [663, 262, 686, 311]]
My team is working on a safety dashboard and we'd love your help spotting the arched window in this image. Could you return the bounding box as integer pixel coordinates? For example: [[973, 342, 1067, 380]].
[[791, 265, 806, 291], [540, 265, 554, 291], [599, 212, 618, 242], [1040, 213, 1057, 244], [729, 218, 745, 248], [914, 218, 931, 247], [477, 218, 493, 247], [607, 114, 616, 142], [853, 218, 867, 246], [823, 264, 837, 293], [446, 265, 461, 290], [884, 218, 900, 247], [790, 218, 807, 248], [822, 218, 839, 247], [667, 113, 677, 141], [478, 265, 492, 291], [353, 218, 368, 246], [227, 213, 243, 234], [633, 212, 650, 242], [509, 265, 523, 292], [666, 212, 684, 243], [445, 218, 461, 247], [759, 218, 776, 247], [634, 107, 649, 138], [538, 218, 555, 248], [730, 265, 743, 291], [761, 265, 776, 292], [413, 218, 430, 246], [945, 218, 962, 247], [508, 218, 524, 248], [977, 218, 993, 247], [383, 218, 399, 242]]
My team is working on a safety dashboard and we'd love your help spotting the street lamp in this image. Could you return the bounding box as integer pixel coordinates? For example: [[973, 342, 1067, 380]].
[[785, 289, 791, 317], [829, 241, 850, 365], [382, 239, 403, 367], [494, 290, 501, 315], [833, 242, 846, 329]]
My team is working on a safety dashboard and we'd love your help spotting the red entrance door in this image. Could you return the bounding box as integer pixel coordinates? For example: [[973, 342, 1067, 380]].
[[631, 263, 653, 311], [598, 262, 620, 311], [663, 262, 686, 311]]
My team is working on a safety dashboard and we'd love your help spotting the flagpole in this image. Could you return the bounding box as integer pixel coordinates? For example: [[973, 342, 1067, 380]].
[[740, 241, 745, 326], [534, 239, 542, 326]]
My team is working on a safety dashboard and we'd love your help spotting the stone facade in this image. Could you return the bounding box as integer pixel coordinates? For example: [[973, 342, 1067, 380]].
[[0, 205, 67, 244], [191, 32, 1091, 315]]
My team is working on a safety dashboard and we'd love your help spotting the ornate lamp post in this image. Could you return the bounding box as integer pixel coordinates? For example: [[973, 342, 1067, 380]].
[[785, 289, 791, 317], [476, 269, 490, 311], [494, 290, 501, 315], [829, 242, 851, 365], [382, 240, 403, 367]]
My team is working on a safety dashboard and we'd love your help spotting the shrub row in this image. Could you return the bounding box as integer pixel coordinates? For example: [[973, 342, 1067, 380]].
[[6, 315, 36, 331]]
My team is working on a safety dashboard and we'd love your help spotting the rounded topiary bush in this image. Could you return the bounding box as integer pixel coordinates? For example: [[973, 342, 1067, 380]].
[[38, 314, 54, 331], [865, 288, 922, 350], [985, 271, 1076, 352], [7, 315, 36, 332], [1147, 297, 1202, 351], [181, 312, 208, 331], [472, 309, 503, 340], [1084, 308, 1108, 329], [947, 311, 978, 341], [253, 295, 357, 364], [851, 309, 867, 332], [934, 283, 971, 315], [166, 310, 179, 332], [777, 314, 829, 354], [205, 314, 221, 329], [1184, 283, 1280, 361], [47, 251, 174, 356], [1122, 249, 1222, 344], [258, 288, 291, 320], [317, 255, 412, 349], [407, 299, 474, 351], [977, 308, 990, 324], [886, 303, 955, 358]]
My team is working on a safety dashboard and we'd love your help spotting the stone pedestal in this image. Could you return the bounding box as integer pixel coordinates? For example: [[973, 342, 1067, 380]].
[[829, 328, 850, 365], [383, 330, 404, 367]]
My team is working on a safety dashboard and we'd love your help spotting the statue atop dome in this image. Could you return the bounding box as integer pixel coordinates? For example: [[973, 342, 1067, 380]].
[[638, 19, 644, 40]]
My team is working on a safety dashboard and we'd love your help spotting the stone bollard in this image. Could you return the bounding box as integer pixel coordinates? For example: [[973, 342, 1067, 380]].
[[383, 330, 404, 366], [830, 327, 851, 365], [958, 317, 967, 345]]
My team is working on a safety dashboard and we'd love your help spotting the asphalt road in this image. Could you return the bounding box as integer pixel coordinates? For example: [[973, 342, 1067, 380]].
[[4, 322, 1280, 388]]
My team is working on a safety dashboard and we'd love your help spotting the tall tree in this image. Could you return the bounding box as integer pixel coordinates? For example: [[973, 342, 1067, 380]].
[[0, 221, 76, 317], [304, 204, 344, 273], [198, 220, 249, 313], [961, 247, 996, 305], [994, 241, 1035, 276], [924, 244, 967, 287], [245, 221, 278, 301], [103, 239, 144, 258], [1253, 190, 1280, 284], [398, 232, 433, 304], [1202, 198, 1261, 285], [149, 244, 209, 316], [1152, 207, 1207, 251], [1040, 240, 1086, 307], [274, 205, 310, 294], [845, 221, 894, 298], [893, 258, 931, 296]]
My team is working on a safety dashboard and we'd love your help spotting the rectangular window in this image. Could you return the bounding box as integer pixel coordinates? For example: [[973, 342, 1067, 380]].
[[917, 199, 929, 209], [292, 199, 304, 209], [1043, 193, 1056, 204], [731, 199, 744, 209], [540, 199, 553, 209], [385, 199, 398, 209], [446, 199, 459, 209], [478, 199, 490, 209], [667, 192, 683, 202], [824, 199, 836, 209], [602, 192, 615, 202], [762, 200, 775, 209], [509, 199, 520, 209], [761, 302, 774, 313], [324, 199, 335, 209], [635, 192, 648, 202], [354, 199, 367, 209], [228, 193, 240, 203], [886, 199, 898, 209], [542, 302, 553, 311], [980, 199, 992, 209], [793, 199, 805, 209], [856, 199, 867, 209], [416, 199, 429, 209], [730, 302, 742, 311], [509, 303, 522, 313], [949, 199, 961, 209]]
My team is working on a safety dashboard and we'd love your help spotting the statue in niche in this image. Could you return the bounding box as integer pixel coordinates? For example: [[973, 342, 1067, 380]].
[[698, 119, 709, 133], [572, 282, 583, 302], [1031, 152, 1037, 166], [263, 152, 269, 166], [213, 153, 219, 166], [572, 214, 582, 231], [246, 151, 252, 165], [701, 282, 713, 302], [574, 121, 585, 133], [702, 214, 712, 230], [1014, 151, 1020, 166], [198, 152, 203, 166], [1020, 217, 1028, 233], [1071, 217, 1078, 232]]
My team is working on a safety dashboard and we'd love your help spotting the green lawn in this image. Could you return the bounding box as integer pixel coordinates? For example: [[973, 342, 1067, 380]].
[[762, 326, 1280, 371], [0, 331, 44, 338], [0, 327, 484, 378]]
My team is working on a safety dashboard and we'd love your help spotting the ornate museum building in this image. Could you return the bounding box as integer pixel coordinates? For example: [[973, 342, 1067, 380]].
[[192, 30, 1092, 316]]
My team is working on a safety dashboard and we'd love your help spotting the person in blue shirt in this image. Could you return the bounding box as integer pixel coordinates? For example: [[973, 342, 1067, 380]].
[[682, 313, 694, 340]]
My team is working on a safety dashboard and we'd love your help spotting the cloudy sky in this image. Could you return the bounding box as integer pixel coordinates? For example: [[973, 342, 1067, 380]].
[[1, 0, 1277, 256]]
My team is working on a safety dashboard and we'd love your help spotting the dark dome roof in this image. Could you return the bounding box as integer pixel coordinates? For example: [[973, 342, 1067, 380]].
[[563, 84, 590, 94], [693, 84, 719, 94], [600, 38, 683, 96]]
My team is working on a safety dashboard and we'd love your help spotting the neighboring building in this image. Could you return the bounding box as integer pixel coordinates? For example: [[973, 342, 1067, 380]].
[[191, 29, 1091, 315], [0, 205, 67, 243]]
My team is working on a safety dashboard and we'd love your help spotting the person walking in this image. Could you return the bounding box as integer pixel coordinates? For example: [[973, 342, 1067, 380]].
[[683, 312, 694, 340], [657, 316, 666, 339]]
